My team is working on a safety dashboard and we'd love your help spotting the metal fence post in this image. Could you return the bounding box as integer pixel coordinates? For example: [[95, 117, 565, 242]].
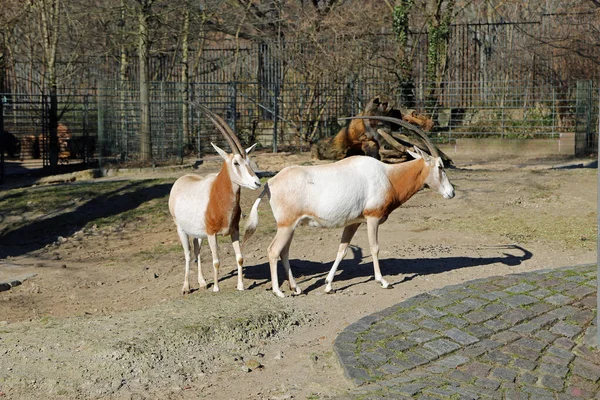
[[597, 83, 600, 347], [272, 81, 280, 153], [229, 81, 237, 141]]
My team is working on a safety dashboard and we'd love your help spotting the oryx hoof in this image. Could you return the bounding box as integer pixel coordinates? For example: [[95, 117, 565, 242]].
[[273, 289, 285, 298], [292, 286, 302, 296], [237, 284, 245, 291], [212, 285, 220, 293], [198, 280, 207, 288], [324, 283, 334, 294], [380, 280, 391, 289]]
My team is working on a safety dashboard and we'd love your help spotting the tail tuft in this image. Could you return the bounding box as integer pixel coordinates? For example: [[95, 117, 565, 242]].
[[242, 184, 268, 249]]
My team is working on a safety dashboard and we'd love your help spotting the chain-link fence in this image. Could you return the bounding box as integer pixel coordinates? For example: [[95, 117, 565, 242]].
[[1, 78, 598, 181]]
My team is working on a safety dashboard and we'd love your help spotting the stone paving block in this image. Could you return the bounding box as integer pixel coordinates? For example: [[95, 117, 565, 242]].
[[378, 362, 408, 375], [545, 294, 574, 306], [394, 381, 428, 396], [503, 343, 541, 361], [418, 318, 447, 331], [504, 389, 528, 400], [345, 366, 372, 385], [415, 306, 447, 318], [533, 329, 558, 344], [573, 344, 600, 363], [484, 318, 511, 331], [423, 339, 461, 356], [406, 329, 440, 344], [479, 290, 510, 301], [465, 310, 494, 324], [568, 374, 599, 395], [474, 377, 501, 390], [447, 369, 474, 383], [539, 374, 565, 391], [462, 361, 493, 378], [441, 315, 469, 328], [500, 294, 538, 308], [547, 345, 576, 362], [436, 354, 469, 369], [539, 361, 569, 378], [572, 358, 600, 382], [500, 308, 535, 324], [567, 309, 595, 326], [443, 328, 480, 346], [482, 350, 512, 366], [527, 302, 554, 315], [385, 338, 415, 352], [528, 288, 553, 299], [465, 324, 493, 338], [490, 366, 517, 382], [490, 331, 521, 344], [550, 305, 582, 320], [554, 337, 576, 350], [521, 385, 555, 399], [506, 283, 537, 293], [551, 321, 583, 338], [384, 319, 419, 333], [512, 357, 537, 371], [462, 339, 501, 358], [518, 372, 538, 385], [513, 337, 546, 352], [541, 354, 568, 366]]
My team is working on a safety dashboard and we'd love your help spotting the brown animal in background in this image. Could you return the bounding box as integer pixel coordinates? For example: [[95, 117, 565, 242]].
[[311, 95, 393, 160], [311, 96, 436, 161]]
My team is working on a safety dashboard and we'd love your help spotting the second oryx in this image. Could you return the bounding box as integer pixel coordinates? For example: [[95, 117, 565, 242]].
[[243, 116, 454, 297]]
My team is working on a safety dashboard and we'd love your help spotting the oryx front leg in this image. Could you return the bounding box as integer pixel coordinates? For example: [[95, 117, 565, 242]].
[[366, 217, 389, 289], [207, 234, 221, 292], [176, 226, 193, 294], [325, 223, 360, 293], [280, 232, 301, 295], [267, 226, 294, 297], [230, 230, 245, 291], [193, 238, 207, 288]]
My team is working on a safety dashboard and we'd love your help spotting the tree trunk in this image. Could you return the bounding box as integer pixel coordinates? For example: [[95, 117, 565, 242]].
[[138, 0, 152, 162], [181, 5, 190, 151]]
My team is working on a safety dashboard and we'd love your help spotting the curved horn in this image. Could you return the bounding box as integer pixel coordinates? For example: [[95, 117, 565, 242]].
[[339, 115, 439, 158], [190, 102, 244, 156]]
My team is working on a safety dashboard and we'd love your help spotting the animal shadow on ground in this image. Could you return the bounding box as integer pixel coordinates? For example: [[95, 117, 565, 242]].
[[242, 244, 532, 293], [0, 182, 172, 258]]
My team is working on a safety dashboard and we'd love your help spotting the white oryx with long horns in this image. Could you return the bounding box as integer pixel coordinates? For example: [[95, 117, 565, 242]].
[[169, 104, 261, 294], [243, 115, 454, 297]]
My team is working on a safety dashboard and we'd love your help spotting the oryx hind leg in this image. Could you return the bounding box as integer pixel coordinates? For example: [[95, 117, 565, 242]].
[[280, 230, 301, 295], [325, 223, 360, 293], [176, 226, 192, 294], [193, 237, 207, 288], [267, 226, 295, 298]]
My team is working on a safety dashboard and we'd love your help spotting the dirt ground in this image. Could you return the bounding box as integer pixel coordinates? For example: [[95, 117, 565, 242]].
[[0, 148, 597, 399]]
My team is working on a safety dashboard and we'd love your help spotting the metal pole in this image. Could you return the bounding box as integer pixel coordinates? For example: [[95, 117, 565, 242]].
[[597, 83, 600, 347]]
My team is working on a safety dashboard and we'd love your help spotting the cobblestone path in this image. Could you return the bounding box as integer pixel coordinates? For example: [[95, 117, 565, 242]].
[[334, 265, 599, 399]]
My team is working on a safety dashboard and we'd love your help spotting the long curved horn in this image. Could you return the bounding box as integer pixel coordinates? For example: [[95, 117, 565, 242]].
[[339, 115, 439, 158], [189, 101, 244, 156]]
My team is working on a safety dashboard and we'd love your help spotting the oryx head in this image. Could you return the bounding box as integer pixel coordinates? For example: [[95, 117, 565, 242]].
[[198, 103, 261, 190], [407, 146, 454, 199], [211, 142, 261, 190]]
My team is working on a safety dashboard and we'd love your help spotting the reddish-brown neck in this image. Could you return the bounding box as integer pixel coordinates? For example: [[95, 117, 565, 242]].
[[387, 158, 429, 205], [205, 162, 240, 235]]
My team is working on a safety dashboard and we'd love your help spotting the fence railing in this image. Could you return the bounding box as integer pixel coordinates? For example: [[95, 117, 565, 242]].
[[0, 79, 598, 174]]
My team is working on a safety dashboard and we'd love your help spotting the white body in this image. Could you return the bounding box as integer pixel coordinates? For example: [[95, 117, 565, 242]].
[[244, 148, 454, 297]]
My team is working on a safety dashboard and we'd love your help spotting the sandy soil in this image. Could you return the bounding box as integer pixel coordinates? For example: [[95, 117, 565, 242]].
[[0, 149, 597, 399]]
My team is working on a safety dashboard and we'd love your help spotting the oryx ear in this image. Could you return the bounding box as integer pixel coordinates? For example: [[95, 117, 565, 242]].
[[406, 146, 422, 160], [211, 142, 229, 160], [245, 143, 258, 155]]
